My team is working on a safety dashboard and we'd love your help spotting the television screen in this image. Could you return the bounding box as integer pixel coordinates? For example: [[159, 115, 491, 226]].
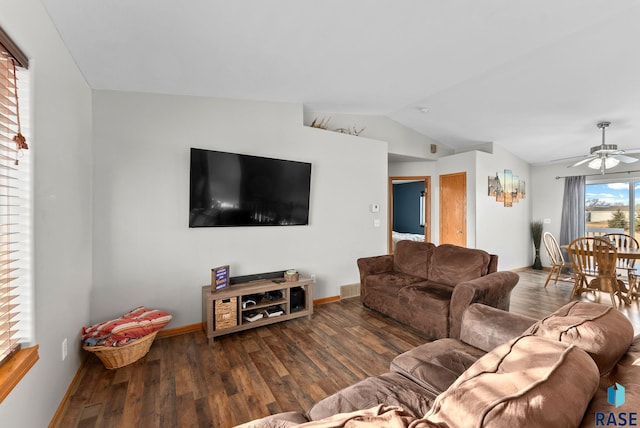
[[189, 148, 312, 227]]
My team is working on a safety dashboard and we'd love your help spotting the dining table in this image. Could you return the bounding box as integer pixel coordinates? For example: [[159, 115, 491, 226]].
[[560, 244, 640, 260], [560, 243, 639, 302]]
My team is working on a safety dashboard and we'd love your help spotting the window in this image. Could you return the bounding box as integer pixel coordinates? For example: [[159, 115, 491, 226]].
[[586, 179, 640, 239], [0, 26, 37, 403]]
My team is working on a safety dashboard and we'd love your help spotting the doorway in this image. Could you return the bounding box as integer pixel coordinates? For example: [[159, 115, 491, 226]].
[[388, 176, 431, 253], [439, 172, 466, 246]]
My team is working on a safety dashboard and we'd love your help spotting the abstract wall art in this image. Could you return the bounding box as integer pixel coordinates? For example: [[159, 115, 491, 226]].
[[488, 169, 525, 207]]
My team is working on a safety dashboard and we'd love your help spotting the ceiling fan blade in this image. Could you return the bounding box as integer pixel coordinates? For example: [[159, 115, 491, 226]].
[[614, 154, 639, 164], [570, 156, 596, 167]]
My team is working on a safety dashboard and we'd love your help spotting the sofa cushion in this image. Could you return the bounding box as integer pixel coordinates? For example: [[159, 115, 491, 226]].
[[428, 244, 491, 287], [617, 333, 640, 367], [393, 240, 435, 280], [364, 272, 424, 298], [307, 372, 436, 422], [525, 301, 634, 374], [390, 338, 485, 395], [398, 282, 453, 313], [425, 335, 600, 428], [81, 306, 172, 347]]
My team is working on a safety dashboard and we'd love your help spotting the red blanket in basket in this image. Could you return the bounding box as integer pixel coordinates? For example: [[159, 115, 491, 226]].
[[82, 306, 172, 347]]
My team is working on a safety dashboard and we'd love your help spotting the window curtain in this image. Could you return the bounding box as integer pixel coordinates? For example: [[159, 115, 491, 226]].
[[559, 175, 585, 247]]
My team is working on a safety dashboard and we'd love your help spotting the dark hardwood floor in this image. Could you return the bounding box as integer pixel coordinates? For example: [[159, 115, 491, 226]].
[[54, 268, 640, 428], [511, 268, 640, 332]]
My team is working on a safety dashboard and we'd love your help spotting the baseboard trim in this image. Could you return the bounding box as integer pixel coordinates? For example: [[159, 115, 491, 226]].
[[511, 266, 551, 272], [157, 323, 202, 338], [315, 296, 340, 305]]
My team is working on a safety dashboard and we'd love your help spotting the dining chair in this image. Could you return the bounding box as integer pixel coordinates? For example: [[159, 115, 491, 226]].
[[566, 236, 629, 307], [542, 232, 569, 288], [603, 233, 639, 298]]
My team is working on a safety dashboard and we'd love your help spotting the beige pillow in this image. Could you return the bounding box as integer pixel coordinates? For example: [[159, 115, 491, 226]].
[[526, 301, 634, 374], [425, 335, 599, 428]]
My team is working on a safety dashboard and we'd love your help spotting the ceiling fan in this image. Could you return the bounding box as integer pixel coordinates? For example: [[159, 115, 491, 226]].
[[569, 121, 639, 174]]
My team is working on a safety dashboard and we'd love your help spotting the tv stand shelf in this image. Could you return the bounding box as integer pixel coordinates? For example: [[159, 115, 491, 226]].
[[201, 277, 313, 344]]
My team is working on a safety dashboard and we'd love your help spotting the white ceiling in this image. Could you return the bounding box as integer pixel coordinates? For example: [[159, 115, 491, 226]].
[[40, 0, 640, 165]]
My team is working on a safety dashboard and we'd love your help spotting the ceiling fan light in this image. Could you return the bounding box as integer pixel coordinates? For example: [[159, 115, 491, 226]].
[[605, 157, 620, 168], [588, 158, 603, 169]]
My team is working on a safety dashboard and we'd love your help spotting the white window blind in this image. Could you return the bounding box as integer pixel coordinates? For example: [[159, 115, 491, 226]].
[[0, 42, 30, 367]]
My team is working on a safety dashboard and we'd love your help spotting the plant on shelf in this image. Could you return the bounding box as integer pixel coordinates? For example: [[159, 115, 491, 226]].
[[530, 220, 544, 270]]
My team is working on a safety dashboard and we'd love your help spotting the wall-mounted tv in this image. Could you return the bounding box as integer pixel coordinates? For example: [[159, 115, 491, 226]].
[[189, 148, 312, 227]]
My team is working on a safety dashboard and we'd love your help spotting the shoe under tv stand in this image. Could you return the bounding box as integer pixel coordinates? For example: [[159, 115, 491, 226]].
[[201, 277, 314, 344]]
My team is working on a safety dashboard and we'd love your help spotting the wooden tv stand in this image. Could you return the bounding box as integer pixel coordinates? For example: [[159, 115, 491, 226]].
[[201, 277, 314, 344]]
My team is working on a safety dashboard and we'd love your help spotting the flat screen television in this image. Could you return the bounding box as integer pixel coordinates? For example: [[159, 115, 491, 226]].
[[189, 148, 312, 227]]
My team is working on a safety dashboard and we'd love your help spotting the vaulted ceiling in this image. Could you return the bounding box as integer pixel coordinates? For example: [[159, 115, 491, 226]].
[[40, 0, 640, 165]]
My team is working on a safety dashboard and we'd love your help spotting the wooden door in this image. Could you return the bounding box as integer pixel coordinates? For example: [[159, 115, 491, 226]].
[[439, 172, 466, 246]]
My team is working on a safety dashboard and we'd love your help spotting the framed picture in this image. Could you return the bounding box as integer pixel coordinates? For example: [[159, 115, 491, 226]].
[[211, 265, 230, 291]]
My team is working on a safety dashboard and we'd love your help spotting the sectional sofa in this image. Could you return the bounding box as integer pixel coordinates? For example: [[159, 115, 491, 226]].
[[237, 301, 639, 427]]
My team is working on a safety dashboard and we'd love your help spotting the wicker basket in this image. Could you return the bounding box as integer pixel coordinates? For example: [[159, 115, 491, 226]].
[[83, 331, 158, 369], [215, 297, 237, 330]]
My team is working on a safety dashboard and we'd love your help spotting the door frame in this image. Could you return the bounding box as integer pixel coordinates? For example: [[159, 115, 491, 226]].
[[388, 176, 431, 253]]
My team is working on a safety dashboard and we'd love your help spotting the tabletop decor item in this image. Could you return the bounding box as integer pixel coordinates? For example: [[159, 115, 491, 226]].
[[284, 269, 299, 282], [211, 265, 230, 291]]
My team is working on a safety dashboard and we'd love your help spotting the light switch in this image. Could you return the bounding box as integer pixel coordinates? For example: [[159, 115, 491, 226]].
[[543, 218, 551, 224], [370, 203, 380, 213], [373, 219, 381, 228]]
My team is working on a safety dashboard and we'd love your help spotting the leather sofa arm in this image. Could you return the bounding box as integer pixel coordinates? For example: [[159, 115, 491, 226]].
[[459, 303, 538, 352], [356, 255, 394, 284], [448, 271, 520, 339]]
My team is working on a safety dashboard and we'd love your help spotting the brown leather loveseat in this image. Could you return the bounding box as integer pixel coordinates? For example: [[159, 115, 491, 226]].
[[356, 240, 520, 339]]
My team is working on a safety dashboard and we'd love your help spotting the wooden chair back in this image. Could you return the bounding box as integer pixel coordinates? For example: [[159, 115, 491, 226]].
[[568, 237, 617, 279], [603, 233, 639, 270], [543, 232, 564, 266], [567, 237, 627, 306]]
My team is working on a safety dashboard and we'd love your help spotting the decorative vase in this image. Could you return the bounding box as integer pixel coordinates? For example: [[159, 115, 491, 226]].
[[532, 248, 543, 270]]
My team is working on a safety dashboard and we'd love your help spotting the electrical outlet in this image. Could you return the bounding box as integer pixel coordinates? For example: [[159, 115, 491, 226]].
[[62, 338, 68, 361], [310, 274, 316, 283]]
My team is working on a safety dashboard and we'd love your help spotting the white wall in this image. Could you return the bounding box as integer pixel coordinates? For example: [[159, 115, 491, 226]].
[[531, 163, 566, 267], [390, 145, 531, 270], [91, 91, 389, 327], [475, 146, 531, 270], [388, 161, 438, 178], [304, 110, 451, 160], [0, 0, 93, 426]]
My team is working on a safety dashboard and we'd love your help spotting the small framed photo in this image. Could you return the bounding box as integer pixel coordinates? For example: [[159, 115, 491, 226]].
[[211, 265, 230, 291]]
